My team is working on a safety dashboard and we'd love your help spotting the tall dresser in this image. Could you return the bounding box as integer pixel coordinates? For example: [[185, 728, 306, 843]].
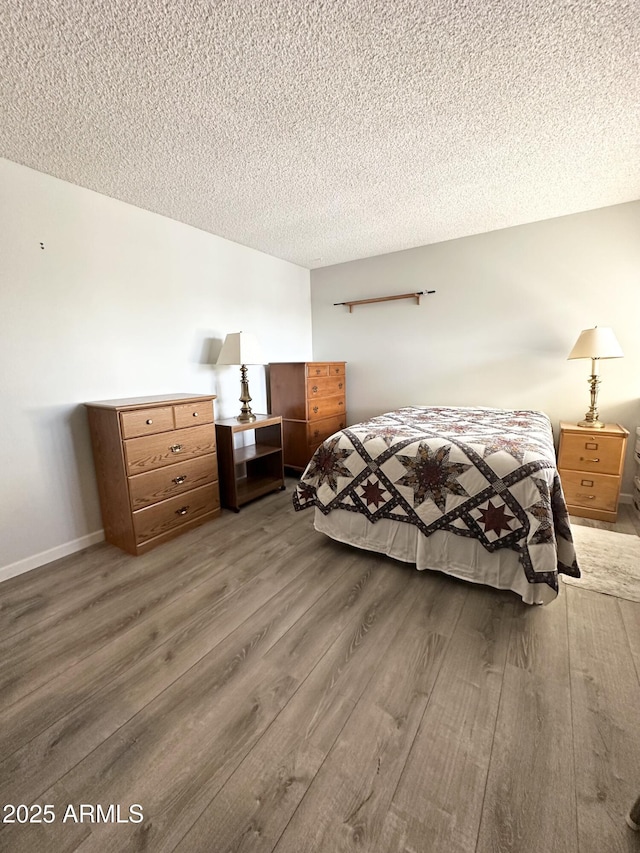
[[85, 393, 220, 555], [268, 362, 347, 471]]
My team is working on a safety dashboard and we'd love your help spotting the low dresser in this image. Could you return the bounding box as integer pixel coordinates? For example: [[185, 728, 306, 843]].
[[85, 393, 220, 554]]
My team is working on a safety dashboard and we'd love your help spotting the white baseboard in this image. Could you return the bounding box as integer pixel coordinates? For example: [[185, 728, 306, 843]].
[[0, 531, 105, 584]]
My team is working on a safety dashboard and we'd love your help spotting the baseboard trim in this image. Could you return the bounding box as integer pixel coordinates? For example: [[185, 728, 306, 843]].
[[0, 531, 105, 584]]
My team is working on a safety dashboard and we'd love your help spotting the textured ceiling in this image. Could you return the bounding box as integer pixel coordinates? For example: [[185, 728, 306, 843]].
[[1, 0, 639, 268]]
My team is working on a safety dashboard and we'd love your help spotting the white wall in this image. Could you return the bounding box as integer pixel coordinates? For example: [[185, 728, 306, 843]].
[[311, 201, 640, 497], [0, 158, 312, 579]]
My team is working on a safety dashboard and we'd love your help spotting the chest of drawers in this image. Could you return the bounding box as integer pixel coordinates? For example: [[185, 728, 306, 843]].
[[557, 421, 629, 522], [85, 394, 220, 554], [268, 362, 347, 471]]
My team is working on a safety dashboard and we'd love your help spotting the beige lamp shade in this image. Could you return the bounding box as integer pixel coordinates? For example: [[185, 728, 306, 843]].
[[567, 327, 624, 361], [216, 332, 265, 366]]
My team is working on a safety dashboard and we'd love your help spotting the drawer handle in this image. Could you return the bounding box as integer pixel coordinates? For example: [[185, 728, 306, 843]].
[[170, 444, 183, 453], [580, 457, 600, 463], [176, 506, 189, 516], [192, 411, 199, 417], [146, 419, 153, 425], [576, 493, 596, 500], [315, 368, 322, 374], [338, 400, 344, 407], [313, 405, 319, 413], [313, 429, 320, 437], [338, 382, 343, 389], [312, 385, 318, 393], [173, 475, 187, 485]]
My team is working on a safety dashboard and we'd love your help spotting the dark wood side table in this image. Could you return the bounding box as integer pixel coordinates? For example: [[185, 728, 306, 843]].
[[215, 414, 285, 512]]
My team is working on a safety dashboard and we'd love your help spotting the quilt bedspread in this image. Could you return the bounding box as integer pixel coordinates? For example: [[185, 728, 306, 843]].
[[293, 406, 580, 594]]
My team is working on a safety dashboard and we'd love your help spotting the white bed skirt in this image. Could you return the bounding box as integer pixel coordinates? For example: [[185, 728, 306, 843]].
[[314, 508, 557, 606]]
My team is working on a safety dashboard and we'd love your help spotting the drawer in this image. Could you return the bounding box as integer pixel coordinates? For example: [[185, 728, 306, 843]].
[[558, 432, 625, 475], [173, 401, 214, 429], [128, 453, 218, 509], [306, 375, 346, 400], [559, 469, 621, 513], [120, 407, 174, 439], [306, 363, 329, 377], [124, 424, 216, 475], [133, 483, 220, 544], [306, 414, 347, 447], [306, 394, 346, 420], [305, 362, 345, 378]]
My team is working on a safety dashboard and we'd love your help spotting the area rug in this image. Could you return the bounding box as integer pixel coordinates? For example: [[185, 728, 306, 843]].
[[562, 524, 640, 602]]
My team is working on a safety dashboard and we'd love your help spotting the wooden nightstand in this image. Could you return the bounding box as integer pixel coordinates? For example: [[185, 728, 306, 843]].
[[557, 421, 629, 522], [215, 414, 285, 511]]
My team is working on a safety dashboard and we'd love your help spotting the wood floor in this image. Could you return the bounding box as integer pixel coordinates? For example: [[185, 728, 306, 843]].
[[1, 484, 639, 853]]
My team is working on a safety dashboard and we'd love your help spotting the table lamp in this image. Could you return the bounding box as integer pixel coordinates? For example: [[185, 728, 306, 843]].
[[216, 332, 265, 422], [567, 326, 623, 429]]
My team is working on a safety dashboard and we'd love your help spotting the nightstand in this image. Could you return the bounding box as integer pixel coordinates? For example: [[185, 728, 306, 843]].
[[557, 421, 629, 522], [215, 414, 285, 511]]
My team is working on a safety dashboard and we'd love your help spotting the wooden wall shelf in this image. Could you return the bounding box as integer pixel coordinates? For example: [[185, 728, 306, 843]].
[[334, 290, 435, 312]]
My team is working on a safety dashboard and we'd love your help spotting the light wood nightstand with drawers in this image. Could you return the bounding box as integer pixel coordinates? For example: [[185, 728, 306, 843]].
[[557, 421, 629, 522]]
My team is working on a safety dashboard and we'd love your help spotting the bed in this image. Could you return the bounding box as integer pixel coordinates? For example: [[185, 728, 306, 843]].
[[293, 406, 580, 605]]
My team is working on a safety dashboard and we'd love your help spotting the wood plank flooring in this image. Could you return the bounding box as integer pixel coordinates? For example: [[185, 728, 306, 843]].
[[1, 485, 639, 853]]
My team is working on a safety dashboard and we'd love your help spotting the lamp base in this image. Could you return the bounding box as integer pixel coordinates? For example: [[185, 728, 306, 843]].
[[577, 373, 604, 429], [237, 364, 256, 423], [576, 417, 605, 429]]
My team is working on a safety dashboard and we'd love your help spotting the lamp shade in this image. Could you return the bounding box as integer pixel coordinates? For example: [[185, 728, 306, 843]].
[[216, 332, 265, 365], [567, 327, 624, 360]]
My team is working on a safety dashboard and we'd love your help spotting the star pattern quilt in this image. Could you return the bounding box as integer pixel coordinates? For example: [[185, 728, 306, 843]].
[[294, 406, 580, 599]]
